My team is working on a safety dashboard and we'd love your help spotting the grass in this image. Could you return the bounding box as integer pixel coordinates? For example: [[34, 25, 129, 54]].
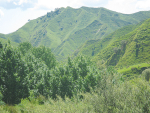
[[117, 62, 150, 80], [118, 63, 150, 73], [0, 95, 95, 113]]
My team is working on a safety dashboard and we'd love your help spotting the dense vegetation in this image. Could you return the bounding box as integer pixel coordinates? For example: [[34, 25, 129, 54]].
[[0, 41, 100, 104], [0, 41, 150, 112]]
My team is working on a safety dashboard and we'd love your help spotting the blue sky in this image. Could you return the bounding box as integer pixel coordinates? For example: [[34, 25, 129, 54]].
[[0, 0, 150, 34]]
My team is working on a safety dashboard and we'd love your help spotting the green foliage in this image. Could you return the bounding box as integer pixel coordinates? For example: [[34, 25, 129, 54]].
[[0, 92, 5, 105], [18, 42, 32, 55], [0, 43, 29, 104], [118, 63, 150, 79], [1, 67, 150, 113], [142, 68, 150, 81], [32, 46, 56, 69], [0, 41, 102, 105], [24, 53, 51, 97], [0, 42, 3, 49], [85, 78, 150, 113], [49, 56, 100, 99], [0, 41, 57, 104]]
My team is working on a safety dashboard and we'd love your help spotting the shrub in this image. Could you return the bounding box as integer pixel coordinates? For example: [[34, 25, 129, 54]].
[[0, 92, 5, 105], [142, 68, 150, 81]]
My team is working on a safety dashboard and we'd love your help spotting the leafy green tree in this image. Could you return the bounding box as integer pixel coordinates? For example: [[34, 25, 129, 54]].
[[77, 56, 89, 78], [84, 73, 97, 92], [0, 42, 3, 49], [0, 92, 5, 105], [0, 43, 29, 104], [24, 53, 51, 97], [32, 46, 56, 69], [18, 42, 32, 55], [121, 40, 127, 51], [60, 75, 73, 98], [49, 56, 100, 99]]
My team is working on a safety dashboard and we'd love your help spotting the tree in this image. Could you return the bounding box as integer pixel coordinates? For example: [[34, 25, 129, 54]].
[[24, 53, 51, 97], [121, 40, 127, 51], [18, 42, 32, 55], [0, 92, 5, 105], [0, 44, 29, 104], [0, 42, 3, 49], [32, 46, 56, 69]]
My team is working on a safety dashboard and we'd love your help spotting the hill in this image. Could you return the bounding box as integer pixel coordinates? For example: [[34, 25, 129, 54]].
[[76, 18, 150, 69], [1, 7, 150, 60]]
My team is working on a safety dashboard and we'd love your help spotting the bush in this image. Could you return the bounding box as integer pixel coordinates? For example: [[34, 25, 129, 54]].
[[0, 92, 5, 105], [142, 68, 150, 81]]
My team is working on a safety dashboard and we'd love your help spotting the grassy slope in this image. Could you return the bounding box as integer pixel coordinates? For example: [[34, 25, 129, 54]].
[[91, 18, 150, 69], [116, 19, 150, 66], [1, 7, 150, 61], [74, 22, 143, 58], [75, 19, 150, 77]]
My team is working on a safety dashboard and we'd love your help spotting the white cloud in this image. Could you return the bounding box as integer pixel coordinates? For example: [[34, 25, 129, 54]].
[[106, 0, 150, 14], [34, 0, 81, 10], [106, 0, 138, 14], [0, 9, 4, 21], [0, 0, 38, 10], [0, 0, 149, 13], [34, 0, 107, 11], [136, 0, 150, 10], [0, 9, 4, 16]]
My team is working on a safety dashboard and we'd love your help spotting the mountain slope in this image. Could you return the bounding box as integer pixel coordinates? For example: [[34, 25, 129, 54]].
[[74, 20, 145, 57], [85, 18, 150, 67], [1, 7, 150, 61]]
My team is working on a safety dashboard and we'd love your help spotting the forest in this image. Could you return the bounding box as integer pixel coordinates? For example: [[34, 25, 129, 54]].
[[0, 41, 150, 112]]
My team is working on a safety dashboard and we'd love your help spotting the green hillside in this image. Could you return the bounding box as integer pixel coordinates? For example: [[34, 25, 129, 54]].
[[1, 7, 150, 61], [73, 22, 142, 58], [85, 18, 150, 68]]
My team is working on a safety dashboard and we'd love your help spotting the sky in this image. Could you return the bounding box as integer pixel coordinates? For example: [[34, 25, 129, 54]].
[[0, 0, 150, 34]]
